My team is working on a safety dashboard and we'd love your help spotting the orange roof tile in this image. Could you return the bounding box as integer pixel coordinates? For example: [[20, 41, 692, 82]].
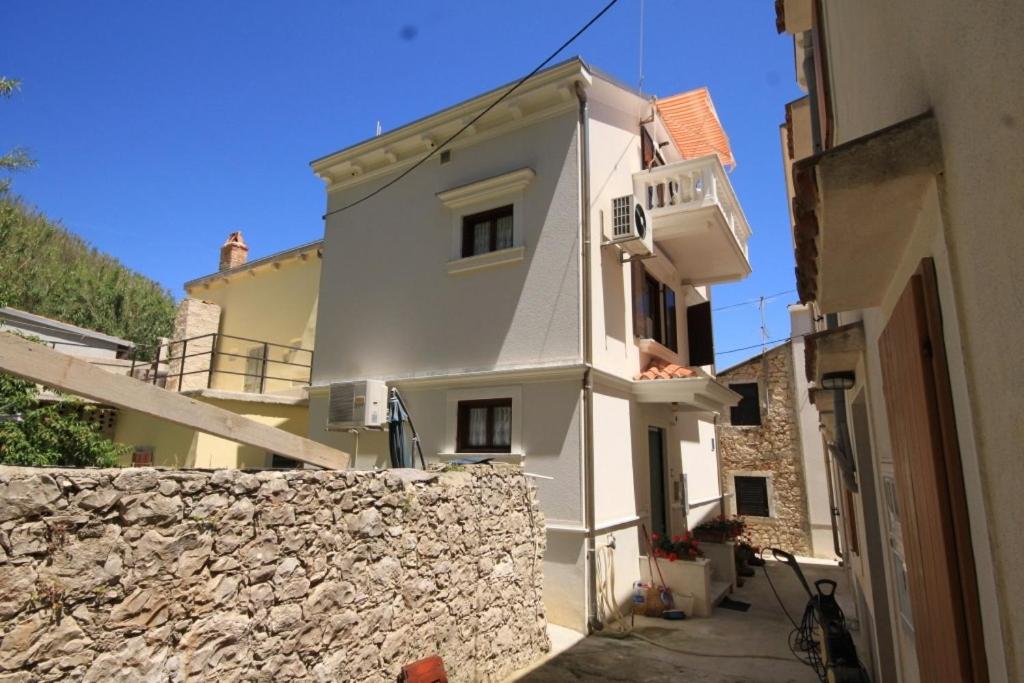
[[657, 87, 735, 170], [634, 359, 698, 381]]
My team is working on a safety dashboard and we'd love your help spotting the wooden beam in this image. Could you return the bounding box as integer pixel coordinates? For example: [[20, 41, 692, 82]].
[[0, 333, 350, 470]]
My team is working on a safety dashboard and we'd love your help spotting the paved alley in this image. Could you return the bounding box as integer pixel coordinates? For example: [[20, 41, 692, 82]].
[[515, 561, 860, 682]]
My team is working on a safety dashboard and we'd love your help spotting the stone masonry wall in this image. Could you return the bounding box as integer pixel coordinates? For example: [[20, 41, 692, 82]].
[[0, 464, 548, 682], [718, 344, 812, 555]]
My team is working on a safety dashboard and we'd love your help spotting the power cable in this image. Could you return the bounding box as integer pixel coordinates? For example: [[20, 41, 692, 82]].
[[322, 0, 623, 220], [714, 335, 798, 357], [712, 289, 795, 312]]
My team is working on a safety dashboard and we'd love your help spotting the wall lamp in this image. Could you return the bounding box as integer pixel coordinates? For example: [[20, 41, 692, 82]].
[[820, 371, 855, 391]]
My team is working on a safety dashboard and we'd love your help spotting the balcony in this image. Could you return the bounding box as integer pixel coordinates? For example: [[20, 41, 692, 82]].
[[633, 155, 752, 285]]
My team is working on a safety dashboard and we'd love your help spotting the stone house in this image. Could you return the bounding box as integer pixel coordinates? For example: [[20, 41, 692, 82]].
[[717, 304, 835, 559]]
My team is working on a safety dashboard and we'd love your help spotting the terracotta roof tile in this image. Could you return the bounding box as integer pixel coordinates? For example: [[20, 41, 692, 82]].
[[657, 88, 735, 170], [635, 358, 698, 381]]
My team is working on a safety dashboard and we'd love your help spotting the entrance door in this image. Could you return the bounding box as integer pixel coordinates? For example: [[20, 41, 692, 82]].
[[877, 258, 987, 682], [648, 427, 667, 537]]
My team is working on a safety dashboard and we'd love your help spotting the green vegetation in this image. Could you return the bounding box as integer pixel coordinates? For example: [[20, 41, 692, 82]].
[[0, 371, 126, 467], [1, 77, 35, 193], [0, 195, 177, 352]]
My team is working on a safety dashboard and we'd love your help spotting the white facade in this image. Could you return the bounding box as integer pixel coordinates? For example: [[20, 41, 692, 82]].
[[307, 59, 751, 632]]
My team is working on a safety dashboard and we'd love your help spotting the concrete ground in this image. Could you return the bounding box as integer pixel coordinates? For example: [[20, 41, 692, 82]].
[[513, 561, 858, 682]]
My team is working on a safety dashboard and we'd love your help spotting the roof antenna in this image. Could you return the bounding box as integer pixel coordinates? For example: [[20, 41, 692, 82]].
[[638, 0, 646, 95], [375, 120, 382, 137]]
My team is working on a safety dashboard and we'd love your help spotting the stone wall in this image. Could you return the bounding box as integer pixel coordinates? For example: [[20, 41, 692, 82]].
[[718, 344, 812, 555], [0, 464, 548, 682]]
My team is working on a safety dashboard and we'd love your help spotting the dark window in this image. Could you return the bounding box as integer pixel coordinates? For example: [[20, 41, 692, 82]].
[[730, 382, 761, 426], [735, 476, 770, 517], [456, 398, 512, 453], [632, 265, 678, 352], [461, 205, 514, 258], [686, 301, 714, 366], [271, 454, 302, 469]]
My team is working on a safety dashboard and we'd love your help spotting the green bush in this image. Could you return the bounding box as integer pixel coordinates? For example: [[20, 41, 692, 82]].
[[0, 373, 126, 468]]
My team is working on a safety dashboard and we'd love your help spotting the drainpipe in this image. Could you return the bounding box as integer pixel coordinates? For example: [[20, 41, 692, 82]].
[[575, 80, 601, 633]]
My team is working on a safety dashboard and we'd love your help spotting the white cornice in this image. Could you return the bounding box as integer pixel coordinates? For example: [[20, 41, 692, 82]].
[[437, 168, 535, 209], [312, 60, 592, 193]]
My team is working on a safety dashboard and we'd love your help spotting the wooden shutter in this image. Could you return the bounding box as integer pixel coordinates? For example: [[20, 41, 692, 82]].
[[877, 258, 987, 682], [641, 127, 656, 169], [735, 476, 770, 517], [687, 302, 714, 366]]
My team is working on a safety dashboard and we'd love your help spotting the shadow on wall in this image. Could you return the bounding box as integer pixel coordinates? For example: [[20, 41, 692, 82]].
[[313, 114, 581, 383]]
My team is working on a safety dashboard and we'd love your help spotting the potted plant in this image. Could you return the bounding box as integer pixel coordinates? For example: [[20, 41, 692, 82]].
[[693, 515, 746, 543], [650, 531, 704, 562]]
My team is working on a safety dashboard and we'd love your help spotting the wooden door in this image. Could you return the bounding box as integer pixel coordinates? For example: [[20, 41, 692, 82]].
[[877, 258, 987, 682]]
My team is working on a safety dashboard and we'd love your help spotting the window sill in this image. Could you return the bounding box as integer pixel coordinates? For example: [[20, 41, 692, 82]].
[[446, 246, 525, 275], [637, 338, 682, 364]]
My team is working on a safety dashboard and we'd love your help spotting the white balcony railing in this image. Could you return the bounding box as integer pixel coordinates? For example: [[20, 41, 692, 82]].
[[632, 155, 751, 259]]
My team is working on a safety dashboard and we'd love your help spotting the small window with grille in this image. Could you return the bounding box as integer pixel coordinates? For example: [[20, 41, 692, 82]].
[[612, 196, 632, 238]]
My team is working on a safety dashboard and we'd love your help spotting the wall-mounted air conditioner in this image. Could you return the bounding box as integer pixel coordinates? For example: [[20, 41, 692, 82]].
[[605, 195, 653, 256], [327, 380, 389, 430]]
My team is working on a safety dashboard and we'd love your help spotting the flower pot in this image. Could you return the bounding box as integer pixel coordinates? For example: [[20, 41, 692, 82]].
[[640, 556, 713, 617]]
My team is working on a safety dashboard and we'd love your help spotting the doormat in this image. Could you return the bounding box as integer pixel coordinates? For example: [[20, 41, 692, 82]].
[[718, 597, 751, 612]]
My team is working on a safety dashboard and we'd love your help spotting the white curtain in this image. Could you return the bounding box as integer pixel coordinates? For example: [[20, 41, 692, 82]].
[[468, 407, 488, 447], [473, 221, 489, 255], [493, 405, 511, 447], [495, 214, 513, 250]]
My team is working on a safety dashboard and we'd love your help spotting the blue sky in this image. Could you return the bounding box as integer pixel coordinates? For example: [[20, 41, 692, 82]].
[[2, 0, 802, 366]]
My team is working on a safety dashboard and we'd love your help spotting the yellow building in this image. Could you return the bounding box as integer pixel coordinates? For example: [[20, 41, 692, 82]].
[[112, 233, 322, 468]]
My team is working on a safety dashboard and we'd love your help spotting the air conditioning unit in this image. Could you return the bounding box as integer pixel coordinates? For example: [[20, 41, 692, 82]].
[[326, 380, 389, 430], [606, 195, 653, 256]]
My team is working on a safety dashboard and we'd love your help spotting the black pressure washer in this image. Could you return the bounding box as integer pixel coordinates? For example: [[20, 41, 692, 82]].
[[764, 548, 871, 683]]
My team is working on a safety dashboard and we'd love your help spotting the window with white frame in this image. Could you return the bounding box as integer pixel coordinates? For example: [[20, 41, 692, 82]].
[[456, 398, 512, 453], [461, 205, 514, 257]]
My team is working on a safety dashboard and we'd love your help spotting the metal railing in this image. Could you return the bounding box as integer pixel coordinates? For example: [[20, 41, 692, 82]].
[[85, 333, 313, 395]]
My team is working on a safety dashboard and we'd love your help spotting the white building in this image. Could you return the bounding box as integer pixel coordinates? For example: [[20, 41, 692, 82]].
[[306, 59, 752, 632]]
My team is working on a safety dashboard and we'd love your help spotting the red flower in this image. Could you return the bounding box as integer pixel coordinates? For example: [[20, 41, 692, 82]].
[[672, 535, 681, 543], [668, 552, 678, 562], [683, 532, 691, 541], [651, 532, 660, 541]]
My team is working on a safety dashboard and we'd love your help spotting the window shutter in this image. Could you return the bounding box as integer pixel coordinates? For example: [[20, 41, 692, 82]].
[[735, 476, 770, 517], [687, 302, 714, 366]]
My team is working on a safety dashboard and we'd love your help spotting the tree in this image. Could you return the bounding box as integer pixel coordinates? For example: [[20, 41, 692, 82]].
[[0, 368, 127, 468], [0, 77, 35, 193]]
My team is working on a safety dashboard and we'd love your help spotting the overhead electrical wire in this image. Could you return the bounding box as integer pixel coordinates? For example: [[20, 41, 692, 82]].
[[713, 289, 796, 312], [322, 0, 623, 220]]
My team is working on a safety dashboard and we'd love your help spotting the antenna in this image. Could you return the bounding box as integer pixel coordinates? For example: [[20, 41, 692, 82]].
[[375, 121, 382, 137], [638, 0, 646, 95]]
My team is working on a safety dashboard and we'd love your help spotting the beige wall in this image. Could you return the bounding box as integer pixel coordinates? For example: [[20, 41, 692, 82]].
[[817, 3, 1024, 677], [186, 255, 320, 394], [114, 398, 310, 469], [313, 112, 581, 383]]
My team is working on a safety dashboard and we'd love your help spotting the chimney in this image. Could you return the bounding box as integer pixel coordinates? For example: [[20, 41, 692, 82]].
[[219, 231, 248, 271]]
